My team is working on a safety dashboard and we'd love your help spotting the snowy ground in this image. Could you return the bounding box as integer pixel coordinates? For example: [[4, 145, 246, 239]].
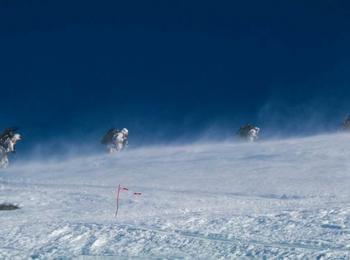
[[1, 134, 350, 259]]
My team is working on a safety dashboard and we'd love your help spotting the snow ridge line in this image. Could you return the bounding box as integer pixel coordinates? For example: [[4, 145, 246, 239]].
[[0, 246, 26, 252], [0, 179, 307, 201], [44, 221, 348, 254], [2, 211, 350, 256], [117, 223, 350, 253]]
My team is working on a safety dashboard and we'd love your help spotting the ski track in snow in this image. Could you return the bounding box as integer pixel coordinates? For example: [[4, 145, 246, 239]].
[[1, 133, 350, 259]]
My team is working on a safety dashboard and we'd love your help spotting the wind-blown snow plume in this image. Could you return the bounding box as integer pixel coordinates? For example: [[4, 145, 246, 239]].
[[1, 133, 350, 258]]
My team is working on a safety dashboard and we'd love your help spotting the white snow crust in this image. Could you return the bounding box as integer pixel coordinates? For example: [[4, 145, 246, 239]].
[[1, 133, 350, 259]]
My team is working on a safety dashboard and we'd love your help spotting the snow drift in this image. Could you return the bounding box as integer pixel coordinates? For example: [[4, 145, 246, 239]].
[[1, 133, 350, 258]]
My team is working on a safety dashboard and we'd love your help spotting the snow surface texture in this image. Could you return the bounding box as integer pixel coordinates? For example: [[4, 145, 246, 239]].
[[1, 133, 350, 259]]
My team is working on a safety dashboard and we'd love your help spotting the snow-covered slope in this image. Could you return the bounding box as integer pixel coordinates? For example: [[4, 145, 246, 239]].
[[1, 134, 350, 259]]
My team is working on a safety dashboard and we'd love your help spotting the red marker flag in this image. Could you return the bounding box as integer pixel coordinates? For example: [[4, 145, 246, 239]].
[[115, 185, 142, 218]]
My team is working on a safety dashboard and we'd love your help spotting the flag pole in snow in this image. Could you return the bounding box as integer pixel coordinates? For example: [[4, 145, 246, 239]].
[[115, 184, 141, 218], [115, 184, 121, 217], [115, 184, 129, 218]]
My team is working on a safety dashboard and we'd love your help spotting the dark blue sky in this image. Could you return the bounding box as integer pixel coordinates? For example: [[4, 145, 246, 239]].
[[1, 1, 350, 150]]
